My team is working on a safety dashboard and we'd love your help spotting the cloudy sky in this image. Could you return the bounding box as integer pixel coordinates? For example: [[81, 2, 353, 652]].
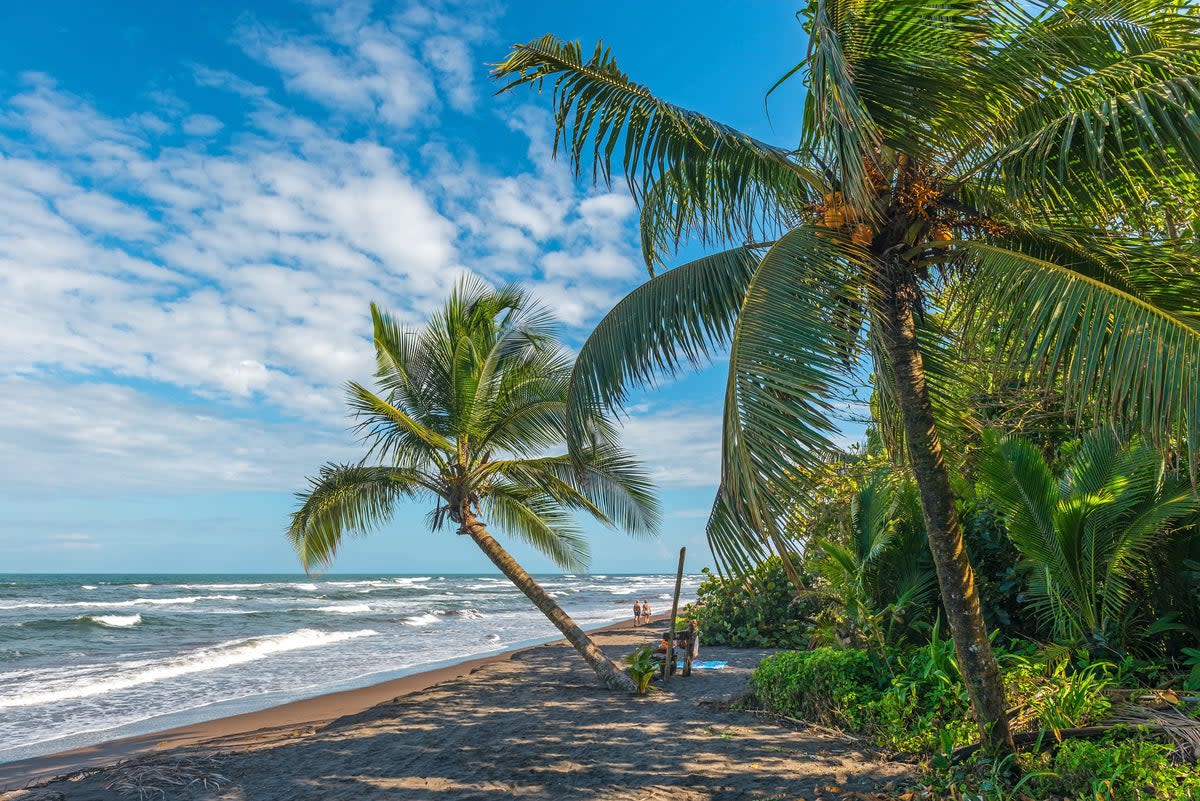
[[0, 0, 817, 574]]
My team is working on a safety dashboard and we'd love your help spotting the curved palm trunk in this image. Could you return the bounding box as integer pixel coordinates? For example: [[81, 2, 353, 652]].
[[460, 510, 637, 692], [874, 267, 1015, 755]]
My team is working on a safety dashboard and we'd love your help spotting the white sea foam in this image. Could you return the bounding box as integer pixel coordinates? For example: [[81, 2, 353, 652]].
[[294, 583, 318, 591], [84, 614, 142, 628], [81, 585, 97, 590], [314, 604, 370, 614], [402, 613, 439, 626], [0, 596, 241, 610], [0, 628, 377, 709]]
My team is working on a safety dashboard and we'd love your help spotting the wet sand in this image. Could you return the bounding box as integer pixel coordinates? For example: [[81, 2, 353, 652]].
[[1, 622, 912, 800]]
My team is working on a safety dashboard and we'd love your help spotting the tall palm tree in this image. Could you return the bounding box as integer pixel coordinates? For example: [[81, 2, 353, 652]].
[[493, 1, 1200, 750], [288, 279, 659, 691], [978, 428, 1199, 654]]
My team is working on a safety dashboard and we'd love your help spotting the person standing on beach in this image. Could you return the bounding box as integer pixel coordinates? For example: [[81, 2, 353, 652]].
[[633, 599, 643, 626]]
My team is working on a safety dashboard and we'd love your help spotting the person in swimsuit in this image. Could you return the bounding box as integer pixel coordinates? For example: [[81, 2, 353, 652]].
[[632, 599, 643, 626]]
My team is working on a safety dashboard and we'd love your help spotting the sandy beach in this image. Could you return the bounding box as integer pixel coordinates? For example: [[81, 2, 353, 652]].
[[1, 621, 912, 800]]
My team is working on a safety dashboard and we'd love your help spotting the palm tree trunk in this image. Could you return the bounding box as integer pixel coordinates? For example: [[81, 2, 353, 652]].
[[874, 266, 1015, 754], [460, 510, 637, 692]]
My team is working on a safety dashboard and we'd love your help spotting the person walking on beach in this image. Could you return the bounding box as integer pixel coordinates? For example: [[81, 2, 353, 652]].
[[632, 599, 643, 626], [642, 600, 652, 622]]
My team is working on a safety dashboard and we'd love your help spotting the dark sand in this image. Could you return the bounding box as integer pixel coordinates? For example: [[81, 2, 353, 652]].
[[1, 622, 912, 800]]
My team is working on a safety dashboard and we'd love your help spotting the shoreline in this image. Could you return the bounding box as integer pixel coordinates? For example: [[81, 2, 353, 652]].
[[0, 614, 669, 790], [0, 620, 912, 800]]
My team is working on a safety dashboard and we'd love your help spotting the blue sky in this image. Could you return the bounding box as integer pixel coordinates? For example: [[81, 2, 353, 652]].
[[0, 1, 823, 574]]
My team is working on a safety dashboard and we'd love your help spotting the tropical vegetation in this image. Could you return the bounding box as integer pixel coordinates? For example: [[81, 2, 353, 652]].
[[286, 279, 660, 691], [494, 0, 1200, 753]]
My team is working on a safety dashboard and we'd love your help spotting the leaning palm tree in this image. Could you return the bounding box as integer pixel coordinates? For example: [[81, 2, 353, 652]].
[[287, 279, 659, 691], [978, 428, 1199, 655], [494, 1, 1200, 750]]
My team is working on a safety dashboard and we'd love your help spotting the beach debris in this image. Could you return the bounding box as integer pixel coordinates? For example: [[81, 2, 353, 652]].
[[1107, 702, 1200, 762], [102, 754, 229, 800]]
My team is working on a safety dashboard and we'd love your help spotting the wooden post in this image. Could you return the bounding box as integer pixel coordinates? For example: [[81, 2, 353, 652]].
[[664, 547, 686, 686]]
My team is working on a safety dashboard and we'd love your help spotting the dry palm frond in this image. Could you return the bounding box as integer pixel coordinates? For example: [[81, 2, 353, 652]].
[[102, 754, 229, 800], [1107, 703, 1200, 763]]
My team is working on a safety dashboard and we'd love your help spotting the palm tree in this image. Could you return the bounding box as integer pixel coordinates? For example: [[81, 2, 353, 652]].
[[493, 2, 1200, 750], [978, 428, 1199, 655], [287, 279, 660, 692]]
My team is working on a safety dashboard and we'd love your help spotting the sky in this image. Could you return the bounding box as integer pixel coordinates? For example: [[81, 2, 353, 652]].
[[0, 0, 821, 574]]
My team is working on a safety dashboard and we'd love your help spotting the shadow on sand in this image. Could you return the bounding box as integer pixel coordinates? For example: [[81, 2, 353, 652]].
[[2, 627, 913, 801]]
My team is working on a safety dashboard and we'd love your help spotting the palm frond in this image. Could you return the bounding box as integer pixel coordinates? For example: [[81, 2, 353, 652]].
[[346, 382, 454, 468], [638, 159, 817, 271], [976, 430, 1062, 566], [703, 484, 773, 576], [486, 444, 660, 537], [288, 464, 430, 572], [953, 240, 1200, 475], [479, 486, 590, 571], [717, 226, 863, 539], [566, 246, 759, 449], [968, 2, 1200, 218], [493, 35, 806, 218]]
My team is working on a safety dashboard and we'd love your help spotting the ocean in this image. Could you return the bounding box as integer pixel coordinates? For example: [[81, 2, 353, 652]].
[[0, 573, 699, 764]]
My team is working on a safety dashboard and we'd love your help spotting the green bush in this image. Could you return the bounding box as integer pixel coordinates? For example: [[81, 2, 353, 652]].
[[1004, 654, 1114, 737], [752, 647, 885, 730], [685, 559, 812, 648], [874, 635, 975, 754], [1039, 734, 1200, 801]]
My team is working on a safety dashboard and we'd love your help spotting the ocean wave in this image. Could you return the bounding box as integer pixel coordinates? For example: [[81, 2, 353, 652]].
[[313, 604, 370, 614], [401, 613, 440, 626], [294, 583, 318, 591], [0, 596, 241, 610], [0, 628, 377, 709], [81, 585, 97, 590], [436, 608, 484, 620], [176, 583, 259, 590], [82, 614, 142, 628]]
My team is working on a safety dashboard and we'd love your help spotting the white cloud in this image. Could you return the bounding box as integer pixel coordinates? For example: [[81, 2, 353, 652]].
[[0, 376, 357, 493], [422, 35, 477, 112], [619, 407, 724, 489], [0, 1, 657, 499], [51, 533, 102, 551], [182, 114, 223, 137]]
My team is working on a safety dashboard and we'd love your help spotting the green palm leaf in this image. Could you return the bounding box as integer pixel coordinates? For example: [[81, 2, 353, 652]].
[[954, 241, 1200, 472], [718, 227, 862, 530], [288, 464, 430, 571], [492, 36, 809, 226], [565, 246, 759, 448]]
